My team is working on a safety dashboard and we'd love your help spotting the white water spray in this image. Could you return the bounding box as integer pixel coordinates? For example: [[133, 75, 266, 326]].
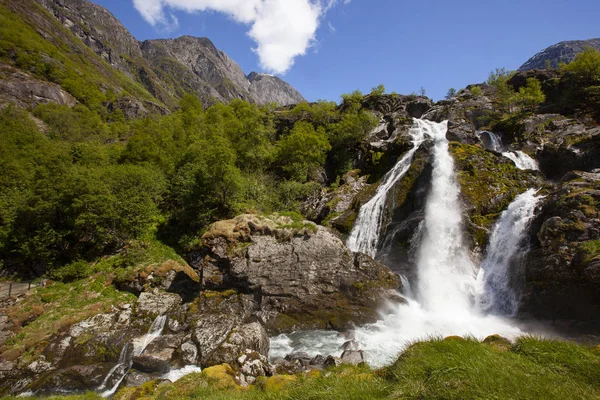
[[502, 151, 539, 171], [416, 120, 477, 312], [346, 119, 428, 257], [479, 131, 539, 170], [99, 315, 167, 397], [476, 189, 543, 315]]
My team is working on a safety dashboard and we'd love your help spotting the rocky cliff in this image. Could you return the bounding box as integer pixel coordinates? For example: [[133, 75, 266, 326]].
[[519, 38, 600, 71], [1, 0, 304, 110]]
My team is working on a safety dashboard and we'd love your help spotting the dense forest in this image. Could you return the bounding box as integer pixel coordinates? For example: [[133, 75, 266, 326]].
[[0, 87, 382, 279]]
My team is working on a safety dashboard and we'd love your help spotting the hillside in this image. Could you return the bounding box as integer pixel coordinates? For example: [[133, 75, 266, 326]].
[[519, 38, 600, 71], [0, 0, 304, 113]]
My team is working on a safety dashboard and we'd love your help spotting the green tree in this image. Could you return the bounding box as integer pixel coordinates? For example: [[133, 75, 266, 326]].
[[370, 84, 386, 97], [561, 46, 600, 83], [445, 88, 457, 99], [516, 78, 546, 108], [470, 86, 483, 96], [277, 121, 331, 182]]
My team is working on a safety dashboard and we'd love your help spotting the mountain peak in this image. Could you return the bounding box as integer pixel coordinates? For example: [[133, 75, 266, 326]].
[[519, 38, 600, 71]]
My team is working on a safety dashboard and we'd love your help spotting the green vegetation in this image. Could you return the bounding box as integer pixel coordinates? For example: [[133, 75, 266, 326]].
[[0, 82, 377, 278], [445, 87, 457, 99], [0, 272, 135, 363], [5, 337, 599, 400], [469, 85, 483, 96], [0, 1, 156, 111], [561, 46, 600, 83]]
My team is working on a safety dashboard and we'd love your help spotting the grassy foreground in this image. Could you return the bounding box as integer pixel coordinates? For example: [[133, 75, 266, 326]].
[[3, 336, 600, 400]]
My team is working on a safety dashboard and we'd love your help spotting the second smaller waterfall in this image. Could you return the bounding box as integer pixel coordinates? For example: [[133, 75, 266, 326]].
[[99, 314, 167, 397], [476, 189, 544, 315], [479, 131, 539, 171], [346, 119, 428, 257]]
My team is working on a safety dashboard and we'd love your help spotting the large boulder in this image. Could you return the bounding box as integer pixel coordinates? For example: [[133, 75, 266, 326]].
[[189, 214, 401, 333]]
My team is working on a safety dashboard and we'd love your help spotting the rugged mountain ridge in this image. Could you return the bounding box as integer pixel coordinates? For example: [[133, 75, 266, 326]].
[[6, 0, 304, 109], [519, 38, 600, 71]]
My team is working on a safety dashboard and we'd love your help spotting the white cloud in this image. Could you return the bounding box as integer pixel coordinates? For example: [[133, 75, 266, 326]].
[[132, 0, 347, 74], [328, 21, 336, 33]]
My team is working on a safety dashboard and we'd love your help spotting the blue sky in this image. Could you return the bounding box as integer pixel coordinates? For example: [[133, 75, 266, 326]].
[[95, 0, 600, 102]]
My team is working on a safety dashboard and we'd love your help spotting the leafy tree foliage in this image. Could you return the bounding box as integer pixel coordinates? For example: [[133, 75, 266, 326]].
[[0, 86, 380, 277], [445, 88, 457, 99], [561, 46, 600, 83]]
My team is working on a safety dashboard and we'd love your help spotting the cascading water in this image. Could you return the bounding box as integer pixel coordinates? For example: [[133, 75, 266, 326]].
[[99, 314, 167, 397], [346, 120, 428, 257], [415, 120, 477, 312], [271, 119, 538, 366], [479, 131, 539, 170], [502, 151, 539, 171], [476, 189, 543, 315]]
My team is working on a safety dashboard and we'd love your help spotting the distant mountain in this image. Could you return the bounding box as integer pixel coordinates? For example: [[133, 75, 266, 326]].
[[519, 38, 600, 71], [2, 0, 304, 111]]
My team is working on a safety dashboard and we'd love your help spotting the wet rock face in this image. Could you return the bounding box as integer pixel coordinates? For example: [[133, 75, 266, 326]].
[[191, 214, 401, 333], [522, 171, 600, 321]]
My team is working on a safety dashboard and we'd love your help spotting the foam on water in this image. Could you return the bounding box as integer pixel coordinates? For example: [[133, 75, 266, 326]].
[[161, 365, 203, 382]]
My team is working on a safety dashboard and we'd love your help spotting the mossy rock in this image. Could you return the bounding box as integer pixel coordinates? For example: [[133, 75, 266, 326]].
[[263, 374, 297, 392], [483, 334, 512, 352], [201, 364, 240, 390], [450, 142, 542, 247]]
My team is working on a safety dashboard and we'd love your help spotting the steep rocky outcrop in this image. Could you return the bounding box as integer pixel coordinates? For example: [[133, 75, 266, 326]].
[[29, 0, 305, 108], [519, 38, 600, 71], [522, 170, 600, 323], [189, 214, 401, 332], [0, 63, 77, 108], [247, 72, 305, 106]]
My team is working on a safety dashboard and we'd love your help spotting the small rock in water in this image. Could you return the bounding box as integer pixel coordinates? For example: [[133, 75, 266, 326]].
[[284, 352, 311, 367], [340, 340, 360, 351], [340, 350, 367, 365]]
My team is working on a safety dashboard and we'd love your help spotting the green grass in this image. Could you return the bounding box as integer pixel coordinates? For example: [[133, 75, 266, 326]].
[[0, 272, 135, 364], [4, 337, 599, 400]]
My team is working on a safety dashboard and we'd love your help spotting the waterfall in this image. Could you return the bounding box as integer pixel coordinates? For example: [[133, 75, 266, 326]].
[[99, 314, 167, 397], [480, 131, 504, 152], [502, 151, 539, 171], [415, 120, 477, 312], [272, 120, 529, 367], [476, 189, 543, 315], [479, 131, 539, 171], [346, 119, 428, 257]]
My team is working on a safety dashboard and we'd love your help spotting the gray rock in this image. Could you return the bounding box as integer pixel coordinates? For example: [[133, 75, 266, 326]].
[[194, 214, 400, 333], [323, 356, 342, 368], [340, 340, 360, 351], [340, 350, 367, 365], [237, 350, 274, 378], [137, 292, 181, 316], [180, 342, 198, 365], [0, 64, 77, 109], [125, 370, 158, 387], [205, 322, 269, 366]]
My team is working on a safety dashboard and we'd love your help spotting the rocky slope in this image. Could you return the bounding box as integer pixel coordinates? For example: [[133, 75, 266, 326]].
[[0, 214, 400, 395], [1, 0, 304, 111], [519, 38, 600, 71], [34, 0, 305, 107]]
